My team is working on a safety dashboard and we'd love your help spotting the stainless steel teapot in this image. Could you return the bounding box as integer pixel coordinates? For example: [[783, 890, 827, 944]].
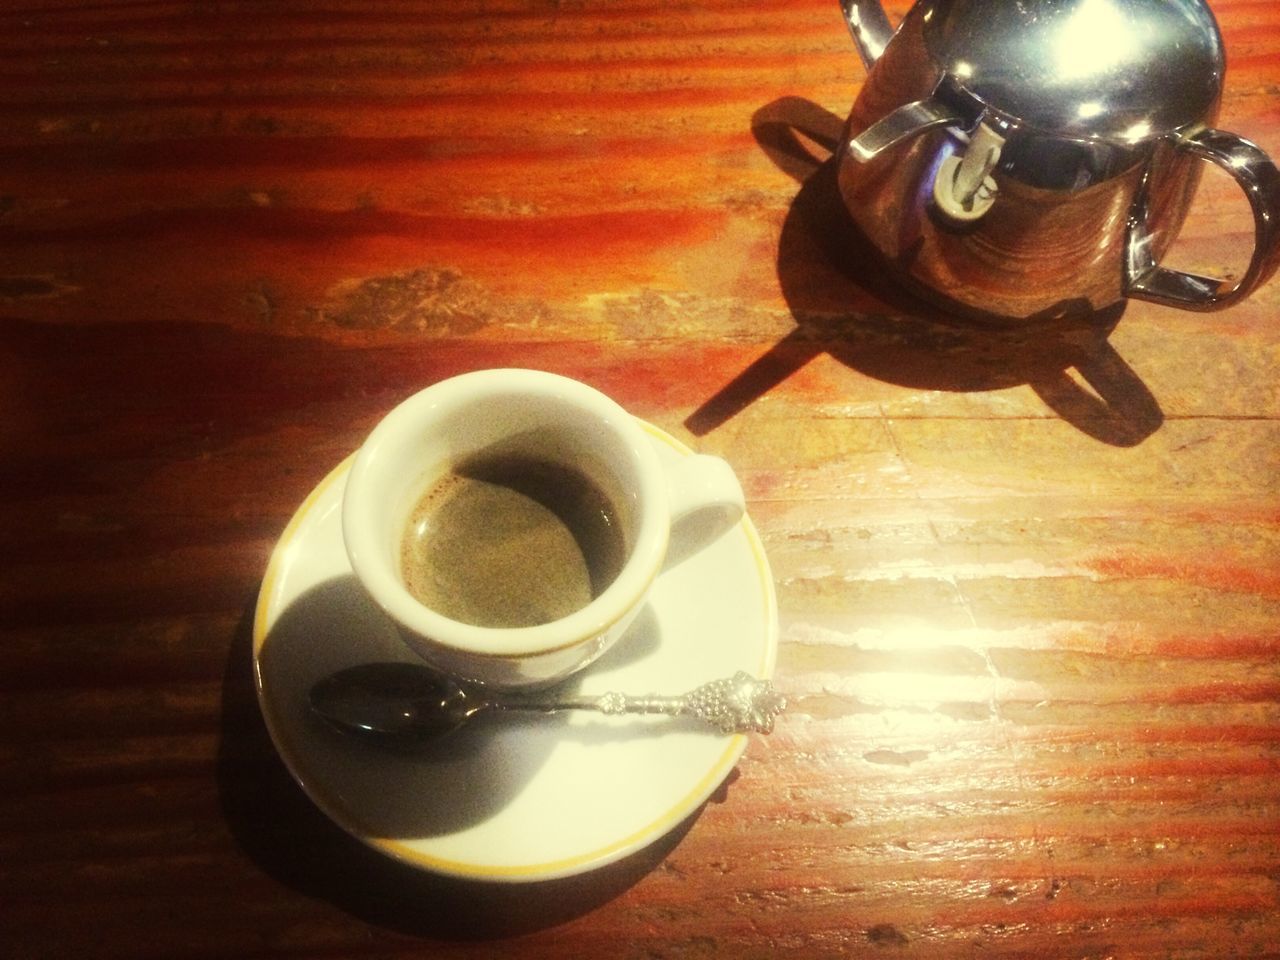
[[837, 0, 1280, 321]]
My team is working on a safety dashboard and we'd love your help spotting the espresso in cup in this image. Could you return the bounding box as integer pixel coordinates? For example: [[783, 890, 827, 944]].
[[343, 368, 744, 687], [399, 453, 626, 629]]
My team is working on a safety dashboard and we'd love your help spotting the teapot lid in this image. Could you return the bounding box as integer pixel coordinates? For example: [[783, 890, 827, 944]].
[[922, 0, 1224, 142]]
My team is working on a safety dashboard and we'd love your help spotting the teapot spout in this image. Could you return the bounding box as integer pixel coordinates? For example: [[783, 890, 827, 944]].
[[847, 95, 964, 162], [840, 0, 896, 70]]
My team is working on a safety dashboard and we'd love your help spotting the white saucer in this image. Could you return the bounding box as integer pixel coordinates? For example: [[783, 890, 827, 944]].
[[253, 421, 777, 883]]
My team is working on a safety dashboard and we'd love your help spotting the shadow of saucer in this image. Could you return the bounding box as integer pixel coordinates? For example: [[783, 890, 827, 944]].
[[686, 96, 1163, 448], [218, 587, 716, 937]]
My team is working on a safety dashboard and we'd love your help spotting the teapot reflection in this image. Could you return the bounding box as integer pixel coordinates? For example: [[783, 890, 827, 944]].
[[837, 0, 1280, 319], [687, 96, 1163, 448]]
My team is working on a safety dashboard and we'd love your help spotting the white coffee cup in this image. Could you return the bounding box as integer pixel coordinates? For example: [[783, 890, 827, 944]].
[[342, 369, 745, 688]]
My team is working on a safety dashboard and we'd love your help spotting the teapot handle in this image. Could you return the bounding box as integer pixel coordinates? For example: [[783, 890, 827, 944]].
[[1126, 129, 1280, 311], [839, 0, 896, 71]]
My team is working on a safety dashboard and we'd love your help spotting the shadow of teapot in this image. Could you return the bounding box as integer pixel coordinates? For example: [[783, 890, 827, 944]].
[[687, 96, 1164, 447], [692, 0, 1280, 445]]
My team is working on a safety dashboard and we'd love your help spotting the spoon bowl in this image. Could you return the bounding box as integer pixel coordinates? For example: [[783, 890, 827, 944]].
[[309, 662, 488, 742]]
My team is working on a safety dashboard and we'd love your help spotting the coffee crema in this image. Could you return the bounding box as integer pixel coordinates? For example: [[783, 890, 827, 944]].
[[399, 454, 626, 629]]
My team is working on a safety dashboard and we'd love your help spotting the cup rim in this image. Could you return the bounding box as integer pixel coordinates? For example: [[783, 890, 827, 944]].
[[342, 369, 670, 659]]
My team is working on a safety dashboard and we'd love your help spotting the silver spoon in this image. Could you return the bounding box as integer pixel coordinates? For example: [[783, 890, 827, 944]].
[[309, 662, 786, 743]]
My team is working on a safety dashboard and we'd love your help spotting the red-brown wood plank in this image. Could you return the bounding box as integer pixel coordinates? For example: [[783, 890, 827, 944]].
[[2, 1, 1278, 957]]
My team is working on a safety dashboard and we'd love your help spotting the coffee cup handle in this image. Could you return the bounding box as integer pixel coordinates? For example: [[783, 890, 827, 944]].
[[1127, 128, 1280, 311], [663, 454, 745, 537]]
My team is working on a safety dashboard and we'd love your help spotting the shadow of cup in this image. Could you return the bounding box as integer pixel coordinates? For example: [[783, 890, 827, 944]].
[[220, 587, 710, 938], [253, 575, 553, 837]]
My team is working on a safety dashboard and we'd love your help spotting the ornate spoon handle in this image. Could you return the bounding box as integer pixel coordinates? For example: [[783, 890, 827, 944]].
[[504, 671, 786, 734]]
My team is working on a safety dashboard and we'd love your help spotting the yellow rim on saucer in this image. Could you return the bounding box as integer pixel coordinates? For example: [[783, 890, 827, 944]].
[[252, 422, 777, 882]]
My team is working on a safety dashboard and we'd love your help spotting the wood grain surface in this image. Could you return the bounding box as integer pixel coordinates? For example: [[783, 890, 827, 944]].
[[2, 1, 1278, 957]]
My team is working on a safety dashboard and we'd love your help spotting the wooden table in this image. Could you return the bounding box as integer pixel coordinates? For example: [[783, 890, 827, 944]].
[[4, 1, 1278, 956]]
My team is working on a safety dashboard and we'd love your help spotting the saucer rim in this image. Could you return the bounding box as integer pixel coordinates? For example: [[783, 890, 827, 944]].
[[253, 421, 777, 882]]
